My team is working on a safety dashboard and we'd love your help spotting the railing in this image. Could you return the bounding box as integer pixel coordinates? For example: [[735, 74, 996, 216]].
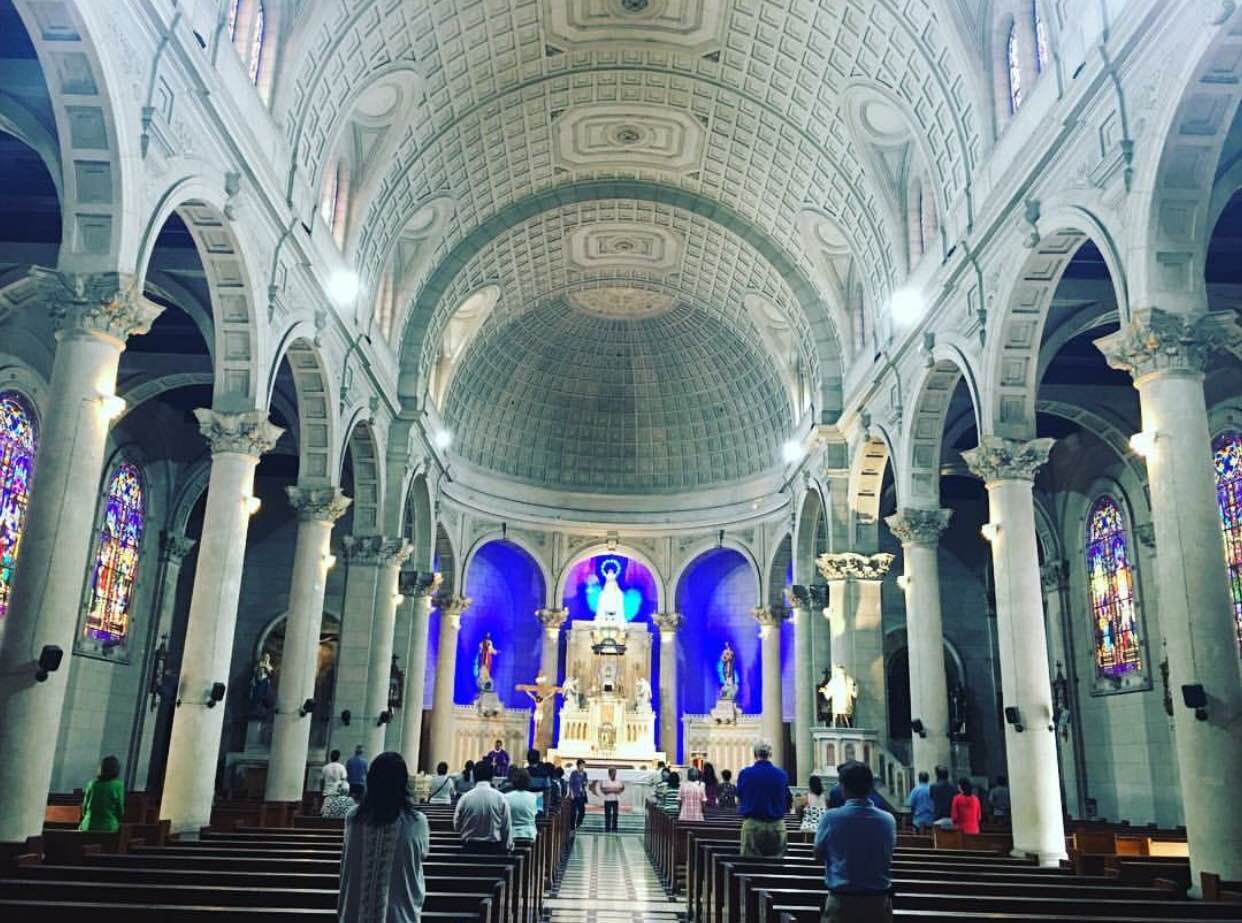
[[811, 726, 913, 806]]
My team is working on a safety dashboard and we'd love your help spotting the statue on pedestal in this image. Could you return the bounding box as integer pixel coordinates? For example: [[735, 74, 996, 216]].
[[716, 641, 739, 701], [820, 664, 858, 728], [562, 674, 584, 709], [949, 683, 969, 740], [634, 676, 653, 711], [596, 558, 627, 625], [247, 652, 275, 718], [815, 667, 832, 723], [474, 632, 499, 692]]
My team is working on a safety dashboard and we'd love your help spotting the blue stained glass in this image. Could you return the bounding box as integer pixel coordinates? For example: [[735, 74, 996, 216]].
[[1086, 497, 1142, 678], [83, 462, 144, 648], [0, 392, 37, 621], [1212, 431, 1242, 647]]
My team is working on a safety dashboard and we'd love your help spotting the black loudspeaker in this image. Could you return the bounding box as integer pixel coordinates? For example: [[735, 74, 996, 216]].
[[35, 645, 63, 682], [910, 719, 927, 738], [377, 710, 392, 726], [340, 709, 352, 726], [299, 698, 317, 717], [1003, 706, 1024, 732], [1181, 683, 1208, 720], [207, 682, 226, 707]]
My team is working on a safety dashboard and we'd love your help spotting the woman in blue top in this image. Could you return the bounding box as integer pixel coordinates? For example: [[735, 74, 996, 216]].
[[503, 767, 540, 844]]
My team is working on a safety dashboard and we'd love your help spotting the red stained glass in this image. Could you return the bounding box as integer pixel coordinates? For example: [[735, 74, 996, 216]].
[[1086, 497, 1143, 678], [83, 462, 144, 648], [1212, 431, 1242, 647], [0, 392, 36, 621]]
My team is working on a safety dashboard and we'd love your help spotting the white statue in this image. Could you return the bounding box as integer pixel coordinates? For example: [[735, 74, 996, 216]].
[[562, 674, 583, 708], [634, 676, 653, 711], [596, 559, 626, 625], [820, 663, 859, 728]]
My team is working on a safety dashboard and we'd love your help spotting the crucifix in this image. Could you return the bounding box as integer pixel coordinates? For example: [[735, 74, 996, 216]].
[[515, 673, 563, 752]]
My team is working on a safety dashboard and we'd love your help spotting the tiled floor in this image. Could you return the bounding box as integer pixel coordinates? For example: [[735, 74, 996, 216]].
[[543, 831, 685, 922]]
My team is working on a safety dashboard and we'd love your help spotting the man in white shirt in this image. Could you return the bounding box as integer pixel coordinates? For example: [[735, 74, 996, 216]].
[[454, 760, 512, 853], [321, 749, 347, 796]]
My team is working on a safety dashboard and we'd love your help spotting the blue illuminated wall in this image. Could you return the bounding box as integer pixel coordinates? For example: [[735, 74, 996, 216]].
[[675, 549, 762, 759], [455, 541, 546, 708]]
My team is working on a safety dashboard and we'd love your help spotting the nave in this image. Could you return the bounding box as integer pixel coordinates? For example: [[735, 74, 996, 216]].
[[544, 832, 685, 923]]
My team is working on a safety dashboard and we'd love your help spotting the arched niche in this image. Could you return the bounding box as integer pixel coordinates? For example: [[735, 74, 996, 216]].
[[255, 609, 342, 751]]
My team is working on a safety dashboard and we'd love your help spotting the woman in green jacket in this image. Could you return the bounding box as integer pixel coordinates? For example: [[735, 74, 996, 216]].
[[79, 755, 124, 832]]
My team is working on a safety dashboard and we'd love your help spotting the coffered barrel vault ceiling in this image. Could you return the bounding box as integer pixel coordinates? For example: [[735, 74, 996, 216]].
[[278, 0, 983, 497]]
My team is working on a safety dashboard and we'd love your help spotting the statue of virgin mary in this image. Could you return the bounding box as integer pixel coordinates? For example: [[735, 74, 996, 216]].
[[595, 558, 626, 625]]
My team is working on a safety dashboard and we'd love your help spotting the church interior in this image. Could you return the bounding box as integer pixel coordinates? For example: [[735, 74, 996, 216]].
[[0, 0, 1240, 919]]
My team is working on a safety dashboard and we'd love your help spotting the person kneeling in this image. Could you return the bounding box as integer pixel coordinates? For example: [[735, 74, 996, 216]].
[[453, 759, 512, 853], [813, 760, 895, 923]]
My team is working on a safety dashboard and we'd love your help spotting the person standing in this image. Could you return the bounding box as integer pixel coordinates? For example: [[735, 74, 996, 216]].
[[986, 775, 1010, 821], [716, 769, 738, 809], [678, 767, 706, 822], [426, 762, 454, 805], [906, 771, 935, 833], [736, 740, 789, 857], [346, 745, 369, 791], [568, 759, 589, 828], [951, 778, 982, 834], [702, 762, 719, 807], [799, 775, 828, 832], [454, 760, 476, 800], [504, 767, 540, 846], [598, 767, 626, 831], [485, 739, 510, 779], [79, 755, 124, 832], [813, 760, 896, 923], [453, 760, 512, 853], [929, 766, 955, 825], [322, 749, 348, 798], [322, 780, 358, 818], [338, 752, 430, 923], [657, 771, 680, 815]]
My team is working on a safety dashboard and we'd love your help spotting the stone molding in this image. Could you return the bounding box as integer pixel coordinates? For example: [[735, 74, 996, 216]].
[[438, 595, 472, 630], [750, 606, 787, 630], [962, 436, 1055, 484], [194, 408, 284, 458], [815, 551, 894, 582], [159, 530, 196, 564], [885, 508, 953, 546], [1094, 308, 1242, 382], [342, 535, 413, 567], [653, 611, 684, 634], [34, 269, 164, 343], [285, 485, 352, 523], [536, 607, 569, 633]]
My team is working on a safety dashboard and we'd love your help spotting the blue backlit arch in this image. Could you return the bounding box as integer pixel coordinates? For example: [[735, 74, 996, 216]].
[[555, 544, 666, 614]]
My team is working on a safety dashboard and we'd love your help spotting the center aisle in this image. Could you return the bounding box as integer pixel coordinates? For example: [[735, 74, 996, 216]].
[[544, 830, 686, 922]]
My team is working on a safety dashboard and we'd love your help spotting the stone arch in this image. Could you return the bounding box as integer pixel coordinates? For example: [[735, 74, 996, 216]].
[[267, 328, 338, 487], [12, 0, 135, 273], [985, 210, 1128, 440], [848, 428, 896, 538], [900, 348, 983, 507], [339, 414, 383, 535], [170, 459, 212, 536], [670, 539, 764, 608], [1035, 399, 1149, 492], [792, 485, 827, 587], [766, 532, 793, 612], [0, 359, 51, 423], [137, 187, 266, 409], [555, 543, 667, 614], [462, 533, 552, 609], [403, 471, 434, 573], [1128, 5, 1242, 313], [116, 372, 214, 423], [434, 520, 458, 594]]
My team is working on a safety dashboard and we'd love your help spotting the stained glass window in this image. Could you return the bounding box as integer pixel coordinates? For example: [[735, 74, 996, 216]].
[[0, 392, 37, 622], [82, 462, 144, 651], [247, 2, 265, 85], [1006, 24, 1023, 113], [1085, 496, 1142, 680], [1033, 1, 1051, 73], [1212, 431, 1242, 646]]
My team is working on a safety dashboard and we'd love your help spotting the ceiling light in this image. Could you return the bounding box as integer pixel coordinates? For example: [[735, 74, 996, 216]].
[[327, 269, 361, 304], [890, 288, 925, 327], [782, 439, 804, 464], [433, 429, 453, 450]]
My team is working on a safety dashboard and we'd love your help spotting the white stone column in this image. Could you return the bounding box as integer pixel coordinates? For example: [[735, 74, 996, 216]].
[[128, 531, 197, 791], [1096, 310, 1242, 883], [885, 508, 954, 777], [160, 410, 283, 834], [265, 486, 351, 803], [429, 595, 470, 769], [331, 537, 383, 753], [653, 612, 682, 762], [752, 607, 786, 763], [535, 607, 568, 753], [787, 597, 815, 785], [399, 585, 438, 773], [817, 553, 894, 739], [963, 437, 1066, 865], [362, 539, 413, 757], [0, 276, 161, 843]]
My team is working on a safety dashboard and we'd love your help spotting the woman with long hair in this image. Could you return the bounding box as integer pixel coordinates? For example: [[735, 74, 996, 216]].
[[702, 762, 719, 807], [799, 774, 827, 831], [338, 752, 430, 922], [79, 755, 124, 832]]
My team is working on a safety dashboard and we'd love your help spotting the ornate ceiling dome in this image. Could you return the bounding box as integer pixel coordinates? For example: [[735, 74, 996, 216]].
[[442, 298, 791, 494]]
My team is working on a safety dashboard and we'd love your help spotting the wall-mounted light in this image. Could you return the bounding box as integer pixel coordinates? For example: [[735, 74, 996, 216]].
[[97, 390, 126, 422], [1129, 430, 1160, 458], [327, 268, 361, 304], [980, 522, 1000, 543], [896, 574, 911, 592], [322, 553, 337, 570], [781, 439, 804, 464], [243, 495, 262, 516], [890, 288, 925, 327], [432, 429, 453, 450], [392, 593, 405, 607]]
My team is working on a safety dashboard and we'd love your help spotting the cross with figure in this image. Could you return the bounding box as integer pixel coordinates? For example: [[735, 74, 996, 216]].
[[515, 673, 563, 750]]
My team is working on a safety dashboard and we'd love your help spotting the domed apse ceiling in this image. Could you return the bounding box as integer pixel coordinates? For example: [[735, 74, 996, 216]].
[[442, 296, 791, 494]]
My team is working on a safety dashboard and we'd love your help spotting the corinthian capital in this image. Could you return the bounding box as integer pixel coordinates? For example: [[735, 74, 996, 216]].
[[438, 594, 471, 628], [652, 611, 684, 634], [194, 408, 284, 457], [342, 535, 412, 567], [286, 485, 352, 523], [1094, 308, 1242, 382], [536, 607, 569, 633], [159, 531, 197, 564], [750, 607, 787, 631], [816, 551, 894, 582], [885, 508, 953, 546], [962, 436, 1054, 483], [34, 268, 164, 343]]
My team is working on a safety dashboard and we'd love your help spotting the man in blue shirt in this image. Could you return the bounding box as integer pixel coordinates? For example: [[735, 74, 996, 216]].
[[345, 745, 368, 790], [568, 759, 589, 828], [814, 760, 896, 922], [907, 771, 935, 832], [736, 740, 789, 857]]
